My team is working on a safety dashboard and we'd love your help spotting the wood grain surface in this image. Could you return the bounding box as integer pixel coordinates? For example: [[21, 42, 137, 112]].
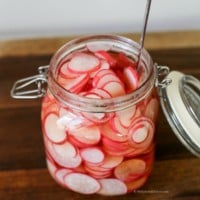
[[0, 32, 200, 200]]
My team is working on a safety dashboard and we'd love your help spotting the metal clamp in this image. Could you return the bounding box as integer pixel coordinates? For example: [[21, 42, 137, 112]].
[[10, 65, 49, 99], [155, 63, 171, 88]]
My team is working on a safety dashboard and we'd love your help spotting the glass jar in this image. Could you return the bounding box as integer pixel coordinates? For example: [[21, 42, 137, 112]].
[[11, 35, 200, 196], [41, 35, 158, 195]]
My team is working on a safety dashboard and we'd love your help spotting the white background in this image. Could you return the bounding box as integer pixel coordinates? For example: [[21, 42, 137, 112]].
[[0, 0, 200, 40]]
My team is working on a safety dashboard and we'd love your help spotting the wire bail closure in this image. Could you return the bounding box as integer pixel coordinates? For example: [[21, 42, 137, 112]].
[[10, 65, 49, 99]]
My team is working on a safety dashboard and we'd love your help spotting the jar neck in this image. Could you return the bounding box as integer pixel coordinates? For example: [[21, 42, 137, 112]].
[[48, 35, 156, 112]]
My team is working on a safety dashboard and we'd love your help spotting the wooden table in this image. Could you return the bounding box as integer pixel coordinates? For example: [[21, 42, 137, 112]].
[[0, 32, 200, 200]]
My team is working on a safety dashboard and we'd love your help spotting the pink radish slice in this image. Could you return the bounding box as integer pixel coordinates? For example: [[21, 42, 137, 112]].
[[90, 60, 110, 78], [94, 73, 121, 88], [87, 42, 112, 52], [95, 51, 116, 66], [63, 73, 90, 93], [101, 155, 123, 169], [144, 98, 159, 121], [80, 147, 105, 164], [59, 62, 79, 78], [69, 126, 101, 145], [110, 116, 128, 135], [46, 158, 57, 178], [123, 66, 138, 91], [114, 159, 146, 182], [101, 124, 128, 142], [89, 88, 112, 99], [128, 117, 155, 149], [55, 168, 72, 185], [116, 105, 136, 127], [64, 173, 101, 194], [102, 81, 125, 97], [44, 113, 67, 143], [68, 52, 100, 74], [98, 178, 127, 195], [50, 141, 82, 168]]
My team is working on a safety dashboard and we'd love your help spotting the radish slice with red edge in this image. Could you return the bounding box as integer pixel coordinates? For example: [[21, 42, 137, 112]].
[[87, 42, 112, 52], [102, 81, 125, 97], [55, 168, 72, 186], [64, 173, 101, 194], [128, 117, 154, 149], [95, 50, 116, 67], [69, 125, 101, 145], [80, 147, 105, 164], [44, 113, 67, 143], [144, 98, 159, 121], [114, 159, 146, 182], [63, 73, 90, 93], [123, 66, 138, 91], [68, 52, 100, 74], [98, 178, 127, 195]]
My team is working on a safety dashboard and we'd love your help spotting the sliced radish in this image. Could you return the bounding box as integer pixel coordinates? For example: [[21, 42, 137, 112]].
[[116, 52, 137, 69], [69, 125, 101, 146], [59, 61, 79, 79], [44, 113, 67, 143], [87, 42, 112, 52], [123, 66, 138, 91], [116, 105, 136, 127], [80, 147, 105, 164], [95, 50, 116, 67], [46, 158, 57, 178], [55, 168, 72, 185], [101, 155, 123, 169], [144, 98, 159, 121], [102, 81, 125, 97], [90, 88, 112, 99], [128, 117, 155, 149], [50, 141, 82, 168], [126, 175, 148, 192], [98, 178, 127, 195], [110, 116, 128, 135], [68, 52, 100, 74], [101, 124, 128, 142], [63, 73, 90, 93], [114, 159, 146, 182], [64, 173, 101, 194]]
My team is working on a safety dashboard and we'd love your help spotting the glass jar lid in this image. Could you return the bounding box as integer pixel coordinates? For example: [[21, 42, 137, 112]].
[[160, 71, 200, 157]]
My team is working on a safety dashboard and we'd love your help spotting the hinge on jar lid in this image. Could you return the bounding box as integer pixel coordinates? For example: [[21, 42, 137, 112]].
[[154, 63, 172, 99], [10, 65, 48, 99]]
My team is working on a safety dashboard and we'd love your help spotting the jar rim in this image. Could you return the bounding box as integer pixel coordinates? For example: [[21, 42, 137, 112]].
[[48, 34, 156, 112]]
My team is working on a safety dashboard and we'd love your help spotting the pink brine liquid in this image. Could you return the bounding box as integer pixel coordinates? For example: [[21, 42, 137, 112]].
[[41, 44, 159, 195]]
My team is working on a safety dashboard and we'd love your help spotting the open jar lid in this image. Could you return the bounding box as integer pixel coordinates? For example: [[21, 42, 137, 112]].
[[160, 71, 200, 157]]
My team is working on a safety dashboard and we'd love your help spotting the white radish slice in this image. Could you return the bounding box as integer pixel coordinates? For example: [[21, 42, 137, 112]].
[[98, 178, 127, 195], [51, 141, 82, 168], [87, 42, 112, 52], [90, 60, 110, 78], [110, 116, 128, 136], [63, 73, 90, 93], [101, 155, 123, 169], [116, 105, 136, 127], [95, 51, 116, 66], [44, 113, 67, 143], [90, 88, 112, 99], [102, 81, 125, 97], [95, 74, 121, 88], [144, 98, 159, 121], [68, 52, 100, 73], [55, 168, 72, 185], [128, 117, 155, 149], [46, 158, 57, 178], [59, 62, 79, 78], [123, 66, 138, 91], [64, 173, 101, 194], [80, 147, 105, 164], [69, 126, 101, 145], [101, 124, 128, 142]]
